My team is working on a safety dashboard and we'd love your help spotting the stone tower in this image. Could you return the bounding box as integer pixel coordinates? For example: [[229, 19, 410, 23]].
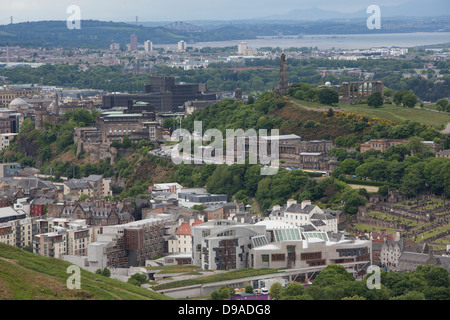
[[279, 53, 288, 93], [35, 102, 45, 131], [54, 92, 60, 115]]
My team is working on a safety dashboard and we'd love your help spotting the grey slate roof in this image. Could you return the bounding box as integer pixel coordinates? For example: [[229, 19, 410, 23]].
[[285, 203, 316, 214]]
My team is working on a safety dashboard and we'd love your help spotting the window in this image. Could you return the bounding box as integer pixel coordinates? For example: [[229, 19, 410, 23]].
[[271, 254, 285, 261], [301, 252, 322, 260]]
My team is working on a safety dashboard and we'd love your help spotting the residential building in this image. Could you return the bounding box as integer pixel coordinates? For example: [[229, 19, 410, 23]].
[[144, 40, 153, 52], [63, 175, 112, 199], [177, 40, 186, 51], [436, 150, 450, 158], [33, 218, 94, 258], [129, 34, 138, 51], [110, 43, 120, 51], [0, 217, 34, 248], [34, 231, 67, 258], [0, 163, 20, 178], [268, 200, 339, 233], [168, 220, 203, 254], [87, 217, 166, 268], [0, 133, 17, 150], [30, 198, 54, 217]]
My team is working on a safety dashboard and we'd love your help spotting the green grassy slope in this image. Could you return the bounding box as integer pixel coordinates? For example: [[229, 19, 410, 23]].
[[0, 243, 172, 300]]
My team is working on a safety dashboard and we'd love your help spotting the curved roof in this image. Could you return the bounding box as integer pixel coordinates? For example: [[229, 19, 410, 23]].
[[9, 97, 29, 107]]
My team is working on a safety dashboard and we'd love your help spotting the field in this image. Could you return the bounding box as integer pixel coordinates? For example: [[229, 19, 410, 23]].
[[292, 99, 450, 130], [0, 243, 172, 300]]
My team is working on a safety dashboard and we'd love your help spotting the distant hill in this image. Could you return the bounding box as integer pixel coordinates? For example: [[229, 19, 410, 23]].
[[0, 15, 448, 49], [0, 243, 171, 300], [262, 0, 450, 21]]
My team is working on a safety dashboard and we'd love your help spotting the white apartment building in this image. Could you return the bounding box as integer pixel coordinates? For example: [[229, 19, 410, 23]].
[[144, 40, 153, 52], [177, 40, 186, 51], [269, 200, 338, 233]]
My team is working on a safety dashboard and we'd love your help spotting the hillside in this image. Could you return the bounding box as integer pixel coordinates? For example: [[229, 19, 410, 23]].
[[0, 243, 172, 300], [0, 17, 448, 49]]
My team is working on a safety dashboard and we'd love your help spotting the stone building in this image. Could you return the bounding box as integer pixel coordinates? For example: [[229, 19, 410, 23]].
[[48, 199, 134, 227], [242, 134, 337, 174], [74, 101, 162, 161], [340, 80, 384, 104]]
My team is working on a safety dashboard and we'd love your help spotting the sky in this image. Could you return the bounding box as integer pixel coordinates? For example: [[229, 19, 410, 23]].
[[0, 0, 415, 23]]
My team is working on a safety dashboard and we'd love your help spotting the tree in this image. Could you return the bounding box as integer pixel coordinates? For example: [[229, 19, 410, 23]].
[[127, 273, 148, 286], [121, 135, 132, 148], [279, 282, 305, 300], [393, 90, 408, 106], [313, 265, 355, 287], [436, 98, 448, 111], [211, 285, 231, 300], [269, 282, 283, 300], [367, 91, 383, 108], [318, 87, 339, 105], [402, 92, 417, 108]]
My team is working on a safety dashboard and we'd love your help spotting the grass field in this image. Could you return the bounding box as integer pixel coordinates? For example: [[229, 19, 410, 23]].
[[293, 99, 450, 130], [0, 243, 172, 300]]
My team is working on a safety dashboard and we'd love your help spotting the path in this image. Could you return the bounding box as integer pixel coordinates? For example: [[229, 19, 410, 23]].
[[441, 122, 450, 134]]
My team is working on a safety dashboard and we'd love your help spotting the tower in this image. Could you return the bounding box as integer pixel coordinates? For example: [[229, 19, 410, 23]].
[[129, 34, 138, 51], [279, 53, 288, 93], [35, 103, 45, 131], [54, 92, 60, 115]]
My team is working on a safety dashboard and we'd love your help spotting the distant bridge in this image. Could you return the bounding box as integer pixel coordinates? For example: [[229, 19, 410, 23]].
[[163, 21, 205, 33]]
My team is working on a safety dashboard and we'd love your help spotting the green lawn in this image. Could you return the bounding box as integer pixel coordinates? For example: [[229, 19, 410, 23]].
[[293, 99, 450, 130], [0, 243, 172, 300]]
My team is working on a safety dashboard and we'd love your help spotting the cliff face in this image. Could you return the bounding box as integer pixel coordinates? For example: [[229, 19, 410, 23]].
[[17, 134, 39, 158]]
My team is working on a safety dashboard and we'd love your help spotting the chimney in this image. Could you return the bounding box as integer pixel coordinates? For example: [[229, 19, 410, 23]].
[[301, 200, 311, 209], [286, 199, 297, 209]]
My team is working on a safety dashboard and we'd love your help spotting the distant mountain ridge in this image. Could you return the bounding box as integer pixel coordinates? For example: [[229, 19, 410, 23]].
[[0, 14, 447, 49], [262, 0, 450, 21]]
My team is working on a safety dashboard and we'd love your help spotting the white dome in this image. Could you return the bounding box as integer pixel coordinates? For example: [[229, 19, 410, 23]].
[[9, 97, 29, 107]]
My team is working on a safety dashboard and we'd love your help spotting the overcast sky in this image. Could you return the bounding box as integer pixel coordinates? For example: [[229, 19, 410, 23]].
[[0, 0, 416, 23]]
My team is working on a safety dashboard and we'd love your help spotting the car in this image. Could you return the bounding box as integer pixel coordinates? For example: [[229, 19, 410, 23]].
[[261, 287, 269, 295]]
